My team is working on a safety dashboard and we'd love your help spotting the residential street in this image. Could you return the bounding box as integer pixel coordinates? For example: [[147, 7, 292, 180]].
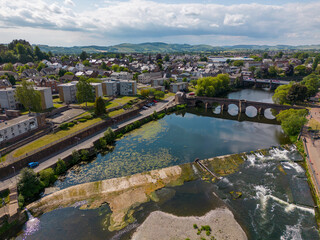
[[0, 96, 175, 191]]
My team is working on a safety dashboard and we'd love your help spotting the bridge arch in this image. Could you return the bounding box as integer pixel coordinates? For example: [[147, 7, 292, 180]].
[[264, 108, 277, 119], [245, 106, 258, 118], [228, 103, 239, 116]]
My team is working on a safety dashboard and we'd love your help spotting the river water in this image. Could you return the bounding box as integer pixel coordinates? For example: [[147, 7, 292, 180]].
[[16, 89, 318, 239]]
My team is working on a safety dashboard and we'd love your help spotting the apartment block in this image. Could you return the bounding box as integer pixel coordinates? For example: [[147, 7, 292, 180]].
[[34, 87, 53, 109], [58, 83, 77, 104], [119, 80, 137, 96], [102, 80, 118, 96], [0, 115, 38, 143], [90, 83, 103, 99], [0, 88, 17, 110]]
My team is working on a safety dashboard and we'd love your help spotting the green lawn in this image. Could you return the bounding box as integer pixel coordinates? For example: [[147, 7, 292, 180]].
[[12, 117, 103, 158], [108, 109, 125, 117], [53, 98, 62, 103], [53, 103, 64, 108], [105, 96, 138, 110], [80, 102, 95, 107], [106, 101, 120, 109]]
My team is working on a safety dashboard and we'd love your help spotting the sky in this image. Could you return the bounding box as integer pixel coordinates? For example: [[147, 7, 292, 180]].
[[0, 0, 320, 47]]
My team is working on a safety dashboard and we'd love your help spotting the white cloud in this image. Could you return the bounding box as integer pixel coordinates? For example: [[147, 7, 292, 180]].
[[223, 14, 246, 26], [0, 0, 320, 45], [64, 0, 75, 6]]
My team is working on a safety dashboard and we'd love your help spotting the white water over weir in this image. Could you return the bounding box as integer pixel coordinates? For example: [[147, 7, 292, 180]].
[[23, 208, 40, 238]]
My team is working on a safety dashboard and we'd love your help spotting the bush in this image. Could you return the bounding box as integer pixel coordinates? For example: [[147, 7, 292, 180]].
[[39, 168, 57, 187], [18, 194, 24, 208], [55, 159, 67, 175], [68, 122, 75, 128], [78, 118, 87, 122], [84, 114, 93, 120], [116, 133, 123, 138], [80, 149, 89, 161], [73, 120, 78, 124], [104, 127, 116, 144], [71, 150, 81, 164], [59, 123, 69, 130]]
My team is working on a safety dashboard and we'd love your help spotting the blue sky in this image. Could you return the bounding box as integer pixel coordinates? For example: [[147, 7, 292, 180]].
[[0, 0, 320, 46]]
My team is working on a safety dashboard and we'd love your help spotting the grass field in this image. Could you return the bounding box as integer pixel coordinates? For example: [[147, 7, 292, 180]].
[[108, 109, 125, 117], [12, 117, 103, 158], [309, 118, 320, 131]]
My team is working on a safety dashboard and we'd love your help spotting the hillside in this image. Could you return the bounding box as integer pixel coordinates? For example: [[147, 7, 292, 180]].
[[35, 42, 320, 54]]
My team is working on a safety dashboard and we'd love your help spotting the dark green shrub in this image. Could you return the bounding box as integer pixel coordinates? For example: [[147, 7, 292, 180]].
[[59, 123, 69, 130], [55, 159, 67, 175], [39, 168, 57, 187], [18, 194, 24, 208], [78, 118, 87, 122], [68, 122, 75, 127], [84, 114, 93, 120], [71, 150, 81, 164], [73, 120, 78, 124], [81, 150, 89, 161]]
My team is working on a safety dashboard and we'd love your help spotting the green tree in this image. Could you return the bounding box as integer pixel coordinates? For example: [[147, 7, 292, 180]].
[[104, 127, 116, 144], [112, 64, 120, 72], [196, 74, 230, 97], [301, 74, 320, 97], [18, 168, 42, 200], [39, 168, 57, 187], [140, 89, 150, 98], [80, 51, 88, 61], [3, 62, 14, 71], [83, 60, 90, 67], [294, 65, 307, 76], [312, 56, 320, 72], [71, 150, 81, 164], [64, 71, 74, 76], [249, 66, 256, 74], [55, 159, 67, 175], [76, 77, 94, 107], [233, 60, 244, 67], [272, 84, 291, 105], [268, 66, 278, 77], [58, 69, 67, 77], [100, 61, 107, 70], [164, 54, 170, 62], [15, 80, 41, 112], [94, 97, 106, 115], [276, 109, 308, 137], [37, 62, 46, 71], [34, 46, 44, 60], [154, 90, 165, 100], [287, 84, 308, 104], [4, 73, 15, 85]]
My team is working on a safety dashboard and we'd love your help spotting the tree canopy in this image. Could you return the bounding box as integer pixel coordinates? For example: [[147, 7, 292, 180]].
[[276, 109, 308, 138], [76, 77, 94, 106], [94, 96, 106, 115], [15, 80, 41, 112], [196, 74, 230, 97]]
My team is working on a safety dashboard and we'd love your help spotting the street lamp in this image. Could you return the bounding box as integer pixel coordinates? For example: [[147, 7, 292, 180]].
[[12, 166, 16, 184]]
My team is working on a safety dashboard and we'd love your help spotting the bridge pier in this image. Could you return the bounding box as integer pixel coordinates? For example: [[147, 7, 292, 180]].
[[258, 108, 265, 116], [221, 104, 228, 112], [239, 100, 246, 113]]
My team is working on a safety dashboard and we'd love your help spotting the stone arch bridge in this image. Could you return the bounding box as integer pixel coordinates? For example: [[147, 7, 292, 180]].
[[183, 96, 304, 116]]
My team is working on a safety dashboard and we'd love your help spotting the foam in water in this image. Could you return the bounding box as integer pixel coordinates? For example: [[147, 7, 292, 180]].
[[268, 147, 290, 161], [192, 164, 200, 175], [22, 209, 40, 238], [280, 224, 303, 240], [281, 162, 305, 174]]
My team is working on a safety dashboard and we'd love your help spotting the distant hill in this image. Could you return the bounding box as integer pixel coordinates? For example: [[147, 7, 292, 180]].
[[35, 42, 320, 54]]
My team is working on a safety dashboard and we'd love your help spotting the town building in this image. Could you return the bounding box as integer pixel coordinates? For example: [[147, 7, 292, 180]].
[[0, 88, 17, 109], [110, 72, 133, 80], [34, 87, 54, 110], [102, 80, 118, 96], [58, 83, 77, 104], [0, 115, 39, 144], [119, 80, 137, 96], [90, 82, 103, 99], [138, 72, 162, 84], [170, 82, 188, 93]]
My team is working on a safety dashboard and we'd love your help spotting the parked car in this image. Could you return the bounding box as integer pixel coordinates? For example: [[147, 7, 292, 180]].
[[28, 162, 39, 168], [153, 100, 158, 103], [142, 106, 148, 110]]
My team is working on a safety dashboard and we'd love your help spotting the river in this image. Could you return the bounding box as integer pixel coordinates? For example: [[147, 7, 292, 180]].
[[16, 88, 318, 240]]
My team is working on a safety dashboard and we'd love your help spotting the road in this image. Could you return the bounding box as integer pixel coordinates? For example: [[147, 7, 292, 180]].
[[0, 96, 175, 191]]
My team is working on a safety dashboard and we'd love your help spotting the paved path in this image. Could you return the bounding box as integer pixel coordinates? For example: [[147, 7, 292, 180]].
[[304, 106, 320, 197], [0, 97, 175, 191]]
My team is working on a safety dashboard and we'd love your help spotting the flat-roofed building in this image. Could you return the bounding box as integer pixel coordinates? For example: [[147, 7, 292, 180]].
[[0, 115, 38, 143], [58, 83, 77, 104], [102, 80, 118, 96], [0, 88, 17, 109], [119, 80, 137, 96], [34, 87, 53, 110], [90, 82, 103, 99], [170, 82, 188, 93]]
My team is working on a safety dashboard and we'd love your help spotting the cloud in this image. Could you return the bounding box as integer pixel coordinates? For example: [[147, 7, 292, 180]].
[[64, 0, 75, 6], [0, 0, 320, 45]]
